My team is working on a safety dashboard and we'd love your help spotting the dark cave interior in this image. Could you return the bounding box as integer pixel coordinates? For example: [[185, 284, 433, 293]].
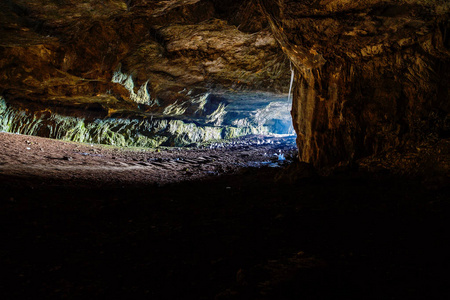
[[1, 0, 449, 299]]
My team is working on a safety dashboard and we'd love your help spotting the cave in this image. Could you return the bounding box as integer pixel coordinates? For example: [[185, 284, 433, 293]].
[[1, 0, 449, 299]]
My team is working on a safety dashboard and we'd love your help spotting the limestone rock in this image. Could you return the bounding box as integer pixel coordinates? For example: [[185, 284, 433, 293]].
[[0, 0, 288, 108], [1, 0, 449, 168], [258, 0, 450, 167]]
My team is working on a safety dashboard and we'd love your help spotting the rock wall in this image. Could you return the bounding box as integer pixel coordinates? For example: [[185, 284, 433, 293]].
[[0, 0, 292, 147], [258, 0, 450, 167], [0, 0, 289, 107], [1, 0, 449, 166]]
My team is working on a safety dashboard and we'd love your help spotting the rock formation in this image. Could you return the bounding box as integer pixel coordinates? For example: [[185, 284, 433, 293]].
[[258, 0, 450, 167], [0, 0, 288, 105], [1, 0, 449, 167]]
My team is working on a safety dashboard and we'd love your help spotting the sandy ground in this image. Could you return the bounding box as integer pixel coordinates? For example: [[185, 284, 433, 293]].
[[1, 132, 449, 299]]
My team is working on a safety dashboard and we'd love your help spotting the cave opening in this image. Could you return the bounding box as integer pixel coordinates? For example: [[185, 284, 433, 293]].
[[1, 0, 449, 299], [0, 90, 295, 147]]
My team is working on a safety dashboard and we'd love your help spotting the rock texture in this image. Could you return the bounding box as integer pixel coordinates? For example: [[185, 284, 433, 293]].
[[258, 0, 450, 167], [0, 0, 288, 108], [1, 0, 449, 167]]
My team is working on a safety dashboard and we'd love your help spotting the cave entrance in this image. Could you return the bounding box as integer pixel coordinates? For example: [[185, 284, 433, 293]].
[[1, 88, 298, 187], [0, 90, 295, 148]]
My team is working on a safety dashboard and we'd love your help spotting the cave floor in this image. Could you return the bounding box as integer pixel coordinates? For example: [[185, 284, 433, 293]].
[[0, 132, 297, 188], [1, 133, 449, 299]]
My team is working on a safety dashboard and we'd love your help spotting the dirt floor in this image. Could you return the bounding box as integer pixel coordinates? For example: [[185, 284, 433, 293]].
[[1, 132, 449, 299], [0, 132, 298, 188]]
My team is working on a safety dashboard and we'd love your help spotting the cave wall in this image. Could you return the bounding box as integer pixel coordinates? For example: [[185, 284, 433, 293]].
[[0, 0, 296, 148], [258, 0, 450, 167], [1, 0, 449, 167]]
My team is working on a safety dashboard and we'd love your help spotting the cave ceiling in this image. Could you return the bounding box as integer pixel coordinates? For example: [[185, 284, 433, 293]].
[[0, 0, 289, 109], [1, 0, 449, 166]]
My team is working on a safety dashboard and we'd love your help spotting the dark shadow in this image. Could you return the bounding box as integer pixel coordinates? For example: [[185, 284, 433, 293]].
[[1, 165, 449, 299]]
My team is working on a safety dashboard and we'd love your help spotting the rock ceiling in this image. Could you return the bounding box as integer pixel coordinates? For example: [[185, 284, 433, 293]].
[[0, 0, 288, 105], [0, 0, 449, 167]]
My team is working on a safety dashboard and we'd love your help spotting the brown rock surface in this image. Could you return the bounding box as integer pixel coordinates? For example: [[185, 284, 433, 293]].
[[258, 0, 450, 167], [2, 3, 450, 298], [0, 0, 288, 109], [1, 0, 449, 168]]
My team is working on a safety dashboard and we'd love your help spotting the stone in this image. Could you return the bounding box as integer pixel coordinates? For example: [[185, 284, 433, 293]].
[[0, 0, 449, 169], [257, 0, 450, 168]]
